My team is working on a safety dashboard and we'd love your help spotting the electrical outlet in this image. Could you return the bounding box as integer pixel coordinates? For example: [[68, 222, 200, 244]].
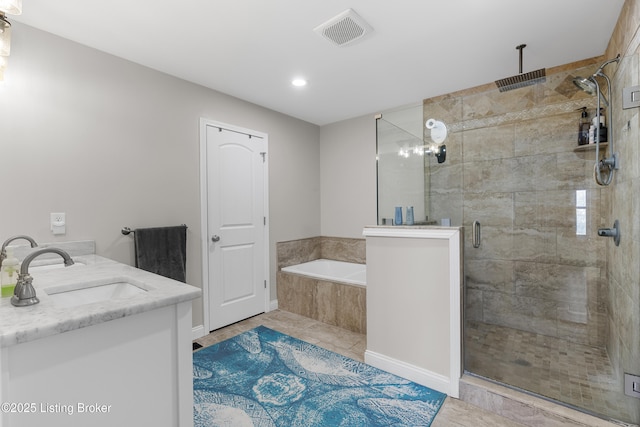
[[50, 212, 66, 235]]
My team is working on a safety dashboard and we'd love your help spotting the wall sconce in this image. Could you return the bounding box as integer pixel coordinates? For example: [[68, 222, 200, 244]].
[[0, 0, 22, 81]]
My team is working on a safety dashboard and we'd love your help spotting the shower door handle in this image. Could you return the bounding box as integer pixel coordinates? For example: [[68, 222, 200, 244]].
[[472, 221, 481, 248]]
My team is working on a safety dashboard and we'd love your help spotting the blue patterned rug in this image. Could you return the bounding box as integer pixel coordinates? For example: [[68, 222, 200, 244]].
[[193, 326, 446, 426]]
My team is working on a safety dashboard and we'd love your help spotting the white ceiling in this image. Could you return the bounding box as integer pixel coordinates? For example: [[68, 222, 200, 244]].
[[13, 0, 625, 126]]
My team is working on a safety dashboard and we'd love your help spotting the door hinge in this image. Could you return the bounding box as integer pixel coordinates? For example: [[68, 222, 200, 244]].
[[264, 280, 267, 289], [260, 152, 266, 162], [264, 216, 266, 225]]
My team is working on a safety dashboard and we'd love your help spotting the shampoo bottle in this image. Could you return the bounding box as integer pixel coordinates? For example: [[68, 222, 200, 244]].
[[578, 107, 589, 146], [1, 249, 20, 298], [394, 206, 403, 225], [406, 206, 414, 225]]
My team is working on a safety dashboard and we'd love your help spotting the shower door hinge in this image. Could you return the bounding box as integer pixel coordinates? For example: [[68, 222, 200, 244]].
[[260, 152, 266, 162]]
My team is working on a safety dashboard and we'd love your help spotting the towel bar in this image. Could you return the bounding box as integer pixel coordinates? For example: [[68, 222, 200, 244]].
[[121, 225, 187, 236]]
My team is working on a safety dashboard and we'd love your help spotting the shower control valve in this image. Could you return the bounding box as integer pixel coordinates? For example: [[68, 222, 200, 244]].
[[597, 220, 620, 246]]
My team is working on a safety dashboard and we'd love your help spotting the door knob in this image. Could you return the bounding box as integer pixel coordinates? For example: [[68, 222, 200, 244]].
[[211, 235, 220, 242]]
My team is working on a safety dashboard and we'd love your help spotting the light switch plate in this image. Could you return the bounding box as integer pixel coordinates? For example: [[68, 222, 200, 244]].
[[50, 212, 66, 235], [622, 85, 640, 109]]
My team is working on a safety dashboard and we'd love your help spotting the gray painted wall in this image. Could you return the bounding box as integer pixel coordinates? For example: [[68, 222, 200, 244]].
[[1, 22, 322, 328]]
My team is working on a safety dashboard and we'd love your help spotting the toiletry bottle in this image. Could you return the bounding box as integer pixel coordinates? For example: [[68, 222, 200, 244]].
[[578, 107, 589, 146], [592, 107, 605, 128], [1, 249, 19, 297], [406, 206, 414, 225], [394, 206, 403, 225], [591, 108, 607, 142], [598, 108, 607, 142]]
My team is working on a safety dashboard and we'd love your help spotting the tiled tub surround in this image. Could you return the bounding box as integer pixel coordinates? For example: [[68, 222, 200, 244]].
[[276, 237, 366, 334], [423, 46, 640, 425], [276, 236, 366, 268]]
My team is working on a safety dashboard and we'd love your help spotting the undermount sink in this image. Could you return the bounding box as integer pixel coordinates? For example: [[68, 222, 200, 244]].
[[44, 279, 148, 308]]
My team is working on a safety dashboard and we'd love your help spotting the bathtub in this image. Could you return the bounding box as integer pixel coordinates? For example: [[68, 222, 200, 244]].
[[278, 259, 367, 333], [281, 259, 366, 287]]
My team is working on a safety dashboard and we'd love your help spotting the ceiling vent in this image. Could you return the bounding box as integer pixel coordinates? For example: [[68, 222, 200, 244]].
[[314, 9, 373, 47]]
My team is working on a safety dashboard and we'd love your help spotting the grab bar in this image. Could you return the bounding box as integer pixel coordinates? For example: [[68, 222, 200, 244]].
[[472, 221, 481, 248]]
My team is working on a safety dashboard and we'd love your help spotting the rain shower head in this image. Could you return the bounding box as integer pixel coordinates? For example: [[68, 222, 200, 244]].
[[495, 44, 546, 92]]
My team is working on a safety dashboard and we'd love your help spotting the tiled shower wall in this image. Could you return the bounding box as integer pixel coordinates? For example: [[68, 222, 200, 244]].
[[424, 58, 611, 348], [604, 1, 640, 421]]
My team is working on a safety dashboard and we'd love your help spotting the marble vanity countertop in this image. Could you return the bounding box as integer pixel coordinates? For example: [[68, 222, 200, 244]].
[[0, 254, 201, 348]]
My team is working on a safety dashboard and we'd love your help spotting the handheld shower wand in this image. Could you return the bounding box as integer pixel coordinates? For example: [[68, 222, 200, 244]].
[[573, 54, 620, 186]]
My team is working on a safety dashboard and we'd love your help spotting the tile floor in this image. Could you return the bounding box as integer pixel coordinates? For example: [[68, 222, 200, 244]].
[[194, 310, 524, 427], [465, 320, 635, 424]]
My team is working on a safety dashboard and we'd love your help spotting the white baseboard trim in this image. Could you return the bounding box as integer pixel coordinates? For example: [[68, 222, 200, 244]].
[[365, 350, 457, 398], [269, 299, 278, 311], [192, 324, 206, 340]]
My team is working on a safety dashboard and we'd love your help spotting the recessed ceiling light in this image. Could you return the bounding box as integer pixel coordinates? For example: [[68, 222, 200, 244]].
[[292, 78, 308, 87]]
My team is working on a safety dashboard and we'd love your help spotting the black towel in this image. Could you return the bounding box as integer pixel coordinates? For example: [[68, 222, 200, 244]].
[[134, 225, 187, 282]]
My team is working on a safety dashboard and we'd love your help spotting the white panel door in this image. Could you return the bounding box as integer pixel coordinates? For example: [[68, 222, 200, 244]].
[[206, 124, 267, 330]]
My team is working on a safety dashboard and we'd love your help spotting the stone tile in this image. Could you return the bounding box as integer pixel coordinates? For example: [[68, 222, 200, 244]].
[[429, 191, 463, 226], [465, 322, 636, 424], [464, 225, 514, 261], [511, 227, 557, 263], [423, 94, 463, 125], [276, 272, 316, 319], [430, 161, 464, 193], [276, 237, 320, 268], [277, 271, 366, 334], [514, 113, 575, 157], [432, 397, 526, 427], [314, 280, 337, 326], [319, 236, 366, 264], [465, 288, 483, 322], [556, 151, 601, 190], [556, 227, 606, 268], [514, 262, 597, 304], [514, 189, 601, 229], [463, 155, 558, 194], [463, 192, 514, 227], [462, 123, 515, 162], [335, 283, 366, 334], [465, 259, 515, 293]]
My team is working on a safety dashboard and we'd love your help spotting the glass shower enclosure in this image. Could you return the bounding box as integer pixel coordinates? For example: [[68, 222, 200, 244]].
[[375, 53, 640, 425], [376, 104, 432, 226]]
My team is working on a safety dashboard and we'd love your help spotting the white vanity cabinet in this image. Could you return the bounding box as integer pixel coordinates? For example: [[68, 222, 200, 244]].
[[363, 226, 463, 398], [0, 256, 200, 427]]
